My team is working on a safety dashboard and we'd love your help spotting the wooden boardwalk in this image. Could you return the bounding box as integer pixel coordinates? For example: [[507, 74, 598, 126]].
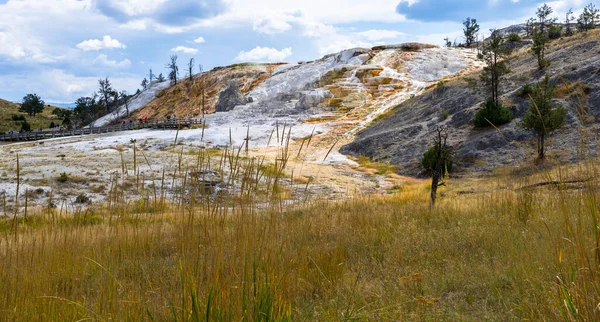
[[0, 119, 202, 142]]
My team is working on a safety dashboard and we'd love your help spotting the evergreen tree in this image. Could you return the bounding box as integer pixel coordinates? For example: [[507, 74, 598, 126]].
[[536, 4, 555, 35], [531, 30, 550, 69], [525, 18, 536, 37], [530, 4, 555, 70], [473, 29, 513, 127], [157, 73, 165, 82], [480, 30, 510, 109], [19, 93, 45, 116], [564, 8, 575, 36], [578, 3, 600, 31], [141, 77, 148, 90], [519, 75, 566, 160], [463, 17, 480, 47]]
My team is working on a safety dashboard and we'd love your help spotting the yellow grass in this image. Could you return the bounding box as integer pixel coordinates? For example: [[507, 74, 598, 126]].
[[0, 98, 67, 133], [2, 149, 600, 320]]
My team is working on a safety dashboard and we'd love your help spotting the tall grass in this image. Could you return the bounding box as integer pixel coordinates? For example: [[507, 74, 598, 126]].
[[1, 123, 600, 320]]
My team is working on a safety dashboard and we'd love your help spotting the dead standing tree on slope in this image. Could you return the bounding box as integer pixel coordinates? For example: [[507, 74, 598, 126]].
[[428, 127, 451, 206]]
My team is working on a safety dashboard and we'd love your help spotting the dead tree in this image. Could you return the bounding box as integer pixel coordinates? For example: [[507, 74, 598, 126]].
[[430, 127, 449, 206], [188, 58, 195, 83]]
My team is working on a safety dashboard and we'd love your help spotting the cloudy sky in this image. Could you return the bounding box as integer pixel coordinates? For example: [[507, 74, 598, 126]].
[[0, 0, 590, 104]]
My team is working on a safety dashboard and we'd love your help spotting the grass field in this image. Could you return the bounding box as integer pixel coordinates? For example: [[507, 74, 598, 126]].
[[0, 141, 598, 321], [0, 98, 67, 133]]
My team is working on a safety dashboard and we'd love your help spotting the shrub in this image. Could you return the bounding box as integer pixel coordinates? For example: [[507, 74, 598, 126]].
[[438, 108, 450, 120], [473, 99, 513, 127], [548, 25, 562, 40], [75, 194, 91, 204], [11, 114, 26, 121], [49, 121, 55, 128], [421, 144, 453, 176], [517, 84, 534, 98], [508, 33, 522, 42], [20, 120, 31, 132], [57, 172, 70, 183]]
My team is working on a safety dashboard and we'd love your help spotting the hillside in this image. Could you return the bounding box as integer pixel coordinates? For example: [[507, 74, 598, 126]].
[[342, 29, 600, 175], [128, 63, 283, 121], [0, 98, 67, 133]]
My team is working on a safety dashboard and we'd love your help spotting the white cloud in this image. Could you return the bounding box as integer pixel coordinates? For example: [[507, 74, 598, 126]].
[[171, 46, 199, 54], [120, 19, 149, 30], [0, 68, 140, 102], [93, 54, 132, 68], [355, 29, 407, 41], [153, 23, 193, 34], [0, 31, 27, 58], [96, 0, 168, 17], [234, 46, 292, 62], [76, 35, 127, 51], [193, 36, 206, 43], [252, 11, 296, 34]]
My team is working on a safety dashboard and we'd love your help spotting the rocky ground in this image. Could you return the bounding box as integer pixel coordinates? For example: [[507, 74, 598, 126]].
[[342, 30, 600, 176], [0, 43, 484, 207]]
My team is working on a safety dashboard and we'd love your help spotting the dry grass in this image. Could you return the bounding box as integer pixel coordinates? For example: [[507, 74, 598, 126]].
[[2, 140, 600, 321], [0, 98, 67, 133], [353, 155, 400, 175]]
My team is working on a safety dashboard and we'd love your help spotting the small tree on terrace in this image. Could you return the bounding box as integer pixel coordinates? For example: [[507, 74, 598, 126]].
[[463, 17, 480, 47], [166, 55, 179, 85], [536, 4, 555, 34], [564, 8, 575, 36], [20, 93, 45, 116], [519, 75, 566, 160], [578, 3, 600, 32], [473, 29, 513, 127], [525, 18, 536, 37], [530, 3, 556, 69]]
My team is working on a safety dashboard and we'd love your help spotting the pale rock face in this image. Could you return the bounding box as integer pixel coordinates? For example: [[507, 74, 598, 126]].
[[406, 48, 470, 82], [295, 90, 333, 110], [91, 81, 170, 127], [91, 45, 481, 161], [215, 81, 248, 112]]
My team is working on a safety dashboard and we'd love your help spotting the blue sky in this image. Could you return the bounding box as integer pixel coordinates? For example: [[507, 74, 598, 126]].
[[0, 0, 590, 103]]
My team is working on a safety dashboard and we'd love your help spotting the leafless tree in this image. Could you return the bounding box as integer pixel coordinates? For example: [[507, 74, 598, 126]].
[[430, 127, 449, 206], [166, 55, 179, 85], [120, 90, 130, 117], [187, 57, 195, 83], [148, 69, 155, 84], [98, 77, 114, 113]]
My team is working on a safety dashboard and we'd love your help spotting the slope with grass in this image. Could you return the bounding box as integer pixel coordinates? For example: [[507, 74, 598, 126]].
[[0, 98, 68, 133], [342, 29, 600, 176], [129, 63, 283, 121]]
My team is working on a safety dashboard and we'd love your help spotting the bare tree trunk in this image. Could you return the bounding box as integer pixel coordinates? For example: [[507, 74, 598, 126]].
[[430, 127, 448, 206], [431, 166, 441, 206], [539, 133, 545, 160]]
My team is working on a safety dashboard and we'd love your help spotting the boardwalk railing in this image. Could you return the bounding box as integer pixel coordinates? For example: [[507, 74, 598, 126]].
[[0, 119, 203, 142]]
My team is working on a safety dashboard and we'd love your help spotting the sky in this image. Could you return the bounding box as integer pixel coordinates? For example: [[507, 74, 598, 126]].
[[0, 0, 592, 104]]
